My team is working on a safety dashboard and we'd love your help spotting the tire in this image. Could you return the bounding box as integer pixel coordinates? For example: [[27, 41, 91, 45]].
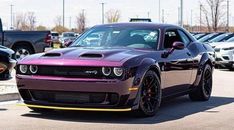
[[189, 64, 213, 101], [13, 45, 33, 60], [134, 70, 162, 117]]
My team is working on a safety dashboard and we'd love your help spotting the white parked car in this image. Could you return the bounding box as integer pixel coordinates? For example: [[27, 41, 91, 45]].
[[50, 32, 59, 42], [215, 42, 234, 70], [59, 32, 76, 46]]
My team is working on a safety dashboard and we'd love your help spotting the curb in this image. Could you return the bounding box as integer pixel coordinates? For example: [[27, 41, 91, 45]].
[[0, 82, 20, 102], [0, 92, 20, 102]]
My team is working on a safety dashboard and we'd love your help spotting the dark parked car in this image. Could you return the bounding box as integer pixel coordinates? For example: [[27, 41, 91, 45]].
[[0, 18, 51, 60], [198, 33, 223, 43], [16, 23, 215, 117], [193, 33, 210, 40], [0, 45, 16, 80], [207, 33, 234, 43]]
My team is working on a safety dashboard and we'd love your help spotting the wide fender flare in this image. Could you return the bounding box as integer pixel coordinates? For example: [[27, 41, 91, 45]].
[[131, 58, 161, 110], [193, 53, 214, 86]]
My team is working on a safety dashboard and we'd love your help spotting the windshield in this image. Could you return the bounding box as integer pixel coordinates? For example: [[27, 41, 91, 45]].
[[198, 33, 218, 42], [63, 33, 75, 37], [70, 26, 159, 49], [209, 33, 230, 42], [227, 36, 234, 42], [194, 33, 204, 39]]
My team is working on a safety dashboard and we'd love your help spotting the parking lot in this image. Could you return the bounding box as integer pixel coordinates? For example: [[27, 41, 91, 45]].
[[0, 69, 233, 130]]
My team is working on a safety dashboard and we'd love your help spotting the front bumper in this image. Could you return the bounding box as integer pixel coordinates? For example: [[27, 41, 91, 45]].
[[16, 75, 139, 110], [0, 59, 16, 80], [215, 50, 234, 68]]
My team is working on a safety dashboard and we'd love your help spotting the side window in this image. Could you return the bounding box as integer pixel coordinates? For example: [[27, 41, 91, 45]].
[[164, 30, 182, 48], [178, 30, 191, 46]]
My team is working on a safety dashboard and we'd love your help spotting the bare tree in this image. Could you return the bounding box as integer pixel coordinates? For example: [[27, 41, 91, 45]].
[[15, 13, 28, 30], [200, 0, 226, 32], [75, 10, 86, 33], [14, 12, 37, 31], [36, 25, 47, 31], [105, 9, 121, 23], [27, 12, 36, 30], [54, 16, 62, 26]]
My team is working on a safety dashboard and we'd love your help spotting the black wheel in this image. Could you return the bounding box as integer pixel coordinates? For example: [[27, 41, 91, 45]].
[[13, 45, 33, 60], [189, 64, 213, 101], [134, 70, 161, 117]]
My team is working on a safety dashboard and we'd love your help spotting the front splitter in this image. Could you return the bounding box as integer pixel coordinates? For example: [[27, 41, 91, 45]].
[[17, 103, 132, 112]]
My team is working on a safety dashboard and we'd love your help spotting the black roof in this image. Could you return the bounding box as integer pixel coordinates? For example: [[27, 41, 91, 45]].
[[94, 22, 180, 29]]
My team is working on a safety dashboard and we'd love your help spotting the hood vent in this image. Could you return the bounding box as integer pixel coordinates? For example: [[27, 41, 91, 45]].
[[80, 53, 103, 58], [43, 53, 62, 57]]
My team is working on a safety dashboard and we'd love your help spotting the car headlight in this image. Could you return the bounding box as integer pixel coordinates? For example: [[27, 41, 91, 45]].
[[29, 65, 38, 74], [102, 67, 112, 76], [113, 67, 123, 77], [19, 65, 28, 74], [0, 63, 7, 74]]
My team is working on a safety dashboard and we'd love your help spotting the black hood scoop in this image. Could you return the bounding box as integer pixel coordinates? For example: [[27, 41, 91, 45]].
[[43, 53, 62, 57], [80, 53, 103, 58]]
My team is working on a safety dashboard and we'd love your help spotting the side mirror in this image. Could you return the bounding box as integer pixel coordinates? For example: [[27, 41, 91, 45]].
[[172, 41, 185, 50], [162, 41, 185, 58]]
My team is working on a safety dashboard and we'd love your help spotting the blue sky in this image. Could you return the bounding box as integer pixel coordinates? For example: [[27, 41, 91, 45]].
[[0, 0, 233, 29]]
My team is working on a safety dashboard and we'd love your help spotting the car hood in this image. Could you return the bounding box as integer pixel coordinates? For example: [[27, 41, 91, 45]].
[[215, 42, 234, 49], [0, 45, 15, 55], [18, 47, 151, 67], [209, 42, 227, 48]]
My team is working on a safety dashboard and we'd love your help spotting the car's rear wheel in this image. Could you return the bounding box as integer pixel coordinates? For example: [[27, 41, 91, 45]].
[[134, 70, 161, 117], [13, 45, 33, 60], [189, 64, 212, 101]]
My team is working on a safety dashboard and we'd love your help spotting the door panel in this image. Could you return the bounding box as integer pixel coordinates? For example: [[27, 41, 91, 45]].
[[161, 49, 193, 97], [160, 29, 193, 97]]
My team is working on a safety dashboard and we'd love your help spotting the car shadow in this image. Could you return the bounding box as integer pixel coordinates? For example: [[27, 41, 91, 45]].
[[216, 68, 234, 72], [21, 96, 234, 124], [0, 108, 7, 111]]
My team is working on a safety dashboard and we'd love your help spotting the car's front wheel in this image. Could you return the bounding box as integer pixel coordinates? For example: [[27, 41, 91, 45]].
[[189, 64, 213, 101], [134, 70, 161, 117]]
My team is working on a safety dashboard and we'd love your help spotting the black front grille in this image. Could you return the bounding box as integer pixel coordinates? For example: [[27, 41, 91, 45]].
[[215, 58, 222, 61], [29, 90, 119, 105], [222, 56, 230, 60], [37, 66, 103, 78], [214, 48, 221, 52]]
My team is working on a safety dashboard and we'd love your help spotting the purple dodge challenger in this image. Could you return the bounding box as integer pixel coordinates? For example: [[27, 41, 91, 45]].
[[16, 23, 215, 117]]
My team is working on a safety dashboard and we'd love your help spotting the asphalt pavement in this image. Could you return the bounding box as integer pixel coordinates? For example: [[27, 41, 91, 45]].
[[0, 69, 233, 130]]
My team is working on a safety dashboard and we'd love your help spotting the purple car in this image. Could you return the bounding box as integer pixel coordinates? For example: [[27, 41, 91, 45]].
[[16, 23, 215, 117]]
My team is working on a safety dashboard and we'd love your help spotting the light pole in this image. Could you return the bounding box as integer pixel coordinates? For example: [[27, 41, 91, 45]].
[[191, 10, 193, 32], [200, 4, 202, 32], [158, 0, 161, 23], [101, 3, 105, 24], [69, 16, 71, 29], [180, 0, 183, 27], [63, 0, 65, 28], [226, 0, 229, 32], [10, 4, 14, 29], [162, 9, 164, 23]]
